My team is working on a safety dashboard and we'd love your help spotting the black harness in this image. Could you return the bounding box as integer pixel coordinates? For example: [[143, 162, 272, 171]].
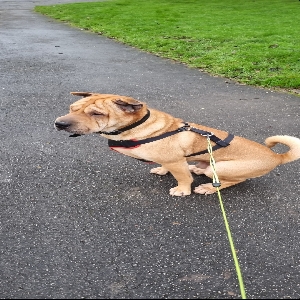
[[99, 110, 234, 162]]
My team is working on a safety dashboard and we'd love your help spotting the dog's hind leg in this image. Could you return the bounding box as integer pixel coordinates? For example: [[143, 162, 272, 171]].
[[189, 161, 210, 175], [194, 180, 245, 195], [194, 159, 276, 194]]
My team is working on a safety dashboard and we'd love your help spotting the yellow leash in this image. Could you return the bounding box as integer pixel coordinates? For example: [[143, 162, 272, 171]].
[[207, 136, 247, 299]]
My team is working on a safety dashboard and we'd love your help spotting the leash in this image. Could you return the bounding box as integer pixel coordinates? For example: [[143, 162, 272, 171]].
[[207, 136, 247, 299]]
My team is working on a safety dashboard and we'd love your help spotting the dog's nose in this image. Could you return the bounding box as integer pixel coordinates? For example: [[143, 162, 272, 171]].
[[55, 121, 71, 130]]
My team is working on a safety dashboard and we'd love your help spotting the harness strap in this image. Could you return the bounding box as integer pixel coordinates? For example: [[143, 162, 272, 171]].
[[188, 127, 232, 147], [185, 133, 234, 157], [108, 122, 234, 158], [107, 127, 184, 148]]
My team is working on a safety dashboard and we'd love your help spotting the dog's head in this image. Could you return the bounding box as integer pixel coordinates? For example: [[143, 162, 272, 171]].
[[54, 92, 146, 136]]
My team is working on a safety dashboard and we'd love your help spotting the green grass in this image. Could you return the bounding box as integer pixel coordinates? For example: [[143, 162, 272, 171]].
[[35, 0, 300, 92]]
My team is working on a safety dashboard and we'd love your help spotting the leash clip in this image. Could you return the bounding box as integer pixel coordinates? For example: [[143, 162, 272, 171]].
[[204, 132, 214, 138]]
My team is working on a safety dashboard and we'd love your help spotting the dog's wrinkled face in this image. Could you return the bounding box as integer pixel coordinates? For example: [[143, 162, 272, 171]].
[[55, 92, 144, 135]]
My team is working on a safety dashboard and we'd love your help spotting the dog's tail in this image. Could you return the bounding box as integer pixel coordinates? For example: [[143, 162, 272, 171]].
[[265, 135, 300, 165]]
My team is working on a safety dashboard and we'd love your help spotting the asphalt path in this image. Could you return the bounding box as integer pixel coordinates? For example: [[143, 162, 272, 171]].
[[0, 0, 299, 298]]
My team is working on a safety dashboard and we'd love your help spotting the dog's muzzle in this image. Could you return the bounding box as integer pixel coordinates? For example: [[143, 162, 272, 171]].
[[55, 120, 82, 137], [55, 121, 71, 130]]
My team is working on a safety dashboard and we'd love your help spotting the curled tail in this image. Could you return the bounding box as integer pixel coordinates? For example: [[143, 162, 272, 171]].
[[265, 135, 300, 165]]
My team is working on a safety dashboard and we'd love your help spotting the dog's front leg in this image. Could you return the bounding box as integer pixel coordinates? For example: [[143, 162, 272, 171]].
[[162, 160, 193, 196], [150, 166, 169, 175]]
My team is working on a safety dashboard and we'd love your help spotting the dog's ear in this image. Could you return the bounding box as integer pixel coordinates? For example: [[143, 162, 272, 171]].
[[114, 98, 143, 113], [71, 92, 93, 98]]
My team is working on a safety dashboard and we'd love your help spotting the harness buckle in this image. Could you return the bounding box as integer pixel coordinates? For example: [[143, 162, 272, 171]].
[[177, 122, 190, 132]]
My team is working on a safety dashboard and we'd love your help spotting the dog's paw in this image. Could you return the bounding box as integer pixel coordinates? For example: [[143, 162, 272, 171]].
[[194, 183, 216, 195], [169, 186, 191, 197], [150, 167, 169, 176], [188, 165, 205, 175]]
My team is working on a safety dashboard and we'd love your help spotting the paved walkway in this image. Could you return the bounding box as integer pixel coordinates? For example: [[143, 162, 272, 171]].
[[0, 0, 299, 298]]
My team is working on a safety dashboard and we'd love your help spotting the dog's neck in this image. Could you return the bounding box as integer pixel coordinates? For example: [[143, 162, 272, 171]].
[[98, 109, 151, 136]]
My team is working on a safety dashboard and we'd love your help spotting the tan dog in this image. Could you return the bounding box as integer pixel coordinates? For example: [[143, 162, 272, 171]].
[[55, 92, 300, 196]]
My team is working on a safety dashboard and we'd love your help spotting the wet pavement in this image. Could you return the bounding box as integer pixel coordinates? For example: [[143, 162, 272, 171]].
[[0, 0, 299, 298]]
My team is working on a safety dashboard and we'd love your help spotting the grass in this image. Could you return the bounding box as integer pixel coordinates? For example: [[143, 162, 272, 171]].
[[35, 0, 300, 92]]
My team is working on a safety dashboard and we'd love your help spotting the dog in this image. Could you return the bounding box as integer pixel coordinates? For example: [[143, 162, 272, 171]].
[[55, 92, 300, 196]]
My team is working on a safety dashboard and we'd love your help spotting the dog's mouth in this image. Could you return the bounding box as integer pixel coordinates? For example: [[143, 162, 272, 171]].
[[69, 133, 82, 137]]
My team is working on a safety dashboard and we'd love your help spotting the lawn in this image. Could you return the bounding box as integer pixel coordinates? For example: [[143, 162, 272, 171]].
[[35, 0, 300, 92]]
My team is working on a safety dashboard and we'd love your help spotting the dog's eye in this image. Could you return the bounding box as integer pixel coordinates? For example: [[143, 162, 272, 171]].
[[90, 111, 103, 116]]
